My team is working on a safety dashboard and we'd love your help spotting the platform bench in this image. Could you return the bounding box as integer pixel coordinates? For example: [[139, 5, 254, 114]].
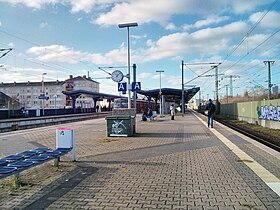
[[0, 147, 72, 188]]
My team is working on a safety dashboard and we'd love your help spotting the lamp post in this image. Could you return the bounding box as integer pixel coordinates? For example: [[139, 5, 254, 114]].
[[54, 94, 57, 115], [156, 70, 164, 116], [42, 72, 47, 116], [118, 22, 138, 109]]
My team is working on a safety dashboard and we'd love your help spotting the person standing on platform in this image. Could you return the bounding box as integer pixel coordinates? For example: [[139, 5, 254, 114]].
[[170, 104, 175, 120], [205, 99, 216, 128]]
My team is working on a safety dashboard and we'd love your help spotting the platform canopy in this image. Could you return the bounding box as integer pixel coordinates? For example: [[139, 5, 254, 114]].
[[136, 87, 200, 104], [62, 89, 124, 100], [62, 87, 200, 107]]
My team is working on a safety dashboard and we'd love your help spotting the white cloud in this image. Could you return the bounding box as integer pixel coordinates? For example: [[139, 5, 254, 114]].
[[27, 44, 127, 65], [130, 34, 147, 40], [195, 15, 229, 28], [0, 0, 59, 9], [182, 15, 229, 31], [134, 21, 249, 63], [8, 42, 14, 47], [39, 22, 48, 28], [0, 21, 2, 27], [165, 23, 177, 31], [231, 0, 275, 14], [94, 0, 227, 26], [27, 21, 250, 67], [249, 11, 280, 29]]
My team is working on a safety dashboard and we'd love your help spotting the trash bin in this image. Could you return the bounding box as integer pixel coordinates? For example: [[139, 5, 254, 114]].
[[56, 127, 76, 161], [106, 115, 133, 137]]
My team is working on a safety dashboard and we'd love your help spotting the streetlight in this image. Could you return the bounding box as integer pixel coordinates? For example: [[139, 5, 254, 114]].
[[42, 72, 47, 116], [118, 22, 138, 109], [54, 94, 57, 115], [156, 70, 164, 116]]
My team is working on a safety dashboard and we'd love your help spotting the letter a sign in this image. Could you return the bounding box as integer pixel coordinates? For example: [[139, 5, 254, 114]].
[[118, 82, 127, 92], [132, 82, 141, 92]]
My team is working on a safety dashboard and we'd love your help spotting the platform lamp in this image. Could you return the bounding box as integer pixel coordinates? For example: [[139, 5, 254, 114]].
[[42, 72, 47, 116], [156, 70, 164, 116], [118, 22, 138, 109]]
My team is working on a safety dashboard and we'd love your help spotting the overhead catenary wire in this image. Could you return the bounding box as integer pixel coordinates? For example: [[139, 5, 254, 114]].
[[222, 0, 279, 63]]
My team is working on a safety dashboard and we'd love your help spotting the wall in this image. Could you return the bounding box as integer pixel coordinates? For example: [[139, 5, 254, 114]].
[[220, 99, 280, 129]]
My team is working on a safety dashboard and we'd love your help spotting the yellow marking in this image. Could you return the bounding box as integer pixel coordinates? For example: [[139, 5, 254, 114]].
[[194, 113, 280, 195]]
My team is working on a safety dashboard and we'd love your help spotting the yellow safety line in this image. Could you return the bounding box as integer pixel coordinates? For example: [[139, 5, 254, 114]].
[[194, 113, 280, 196]]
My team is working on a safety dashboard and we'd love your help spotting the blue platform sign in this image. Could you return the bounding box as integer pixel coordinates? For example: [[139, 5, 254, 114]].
[[132, 82, 141, 91], [38, 96, 49, 100], [118, 82, 127, 92]]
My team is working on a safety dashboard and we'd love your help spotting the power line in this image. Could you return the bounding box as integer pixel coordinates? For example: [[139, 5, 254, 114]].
[[222, 0, 279, 63]]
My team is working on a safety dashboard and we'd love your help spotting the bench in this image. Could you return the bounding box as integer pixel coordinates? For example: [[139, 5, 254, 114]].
[[146, 111, 157, 121], [0, 147, 72, 188]]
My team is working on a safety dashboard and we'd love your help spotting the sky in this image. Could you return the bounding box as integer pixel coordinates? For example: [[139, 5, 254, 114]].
[[0, 0, 280, 100]]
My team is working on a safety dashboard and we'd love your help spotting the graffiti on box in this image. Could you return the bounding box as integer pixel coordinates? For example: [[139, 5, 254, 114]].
[[258, 105, 280, 121], [111, 120, 127, 134]]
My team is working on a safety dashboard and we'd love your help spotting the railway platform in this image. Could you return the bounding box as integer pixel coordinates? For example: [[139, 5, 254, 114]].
[[0, 110, 279, 209]]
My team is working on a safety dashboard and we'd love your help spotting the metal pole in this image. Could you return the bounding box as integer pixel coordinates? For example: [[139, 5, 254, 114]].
[[199, 90, 201, 109], [229, 75, 233, 97], [268, 62, 271, 100], [127, 27, 131, 108], [133, 64, 137, 110], [181, 60, 185, 116], [156, 70, 164, 116], [118, 22, 138, 108], [215, 66, 219, 101], [42, 73, 47, 116], [264, 61, 274, 100], [42, 74, 44, 116]]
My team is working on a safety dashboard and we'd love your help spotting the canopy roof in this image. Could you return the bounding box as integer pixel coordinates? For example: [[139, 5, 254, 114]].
[[62, 89, 124, 100], [137, 87, 200, 103], [62, 87, 200, 104]]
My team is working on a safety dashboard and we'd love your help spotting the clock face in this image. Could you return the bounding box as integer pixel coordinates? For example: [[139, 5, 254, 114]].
[[111, 70, 124, 82]]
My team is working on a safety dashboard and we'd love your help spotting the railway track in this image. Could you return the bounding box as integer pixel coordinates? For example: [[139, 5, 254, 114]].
[[215, 118, 280, 152], [194, 110, 280, 152]]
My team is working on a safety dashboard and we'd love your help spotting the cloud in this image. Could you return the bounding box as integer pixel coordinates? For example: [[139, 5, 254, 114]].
[[27, 44, 127, 65], [27, 21, 250, 67], [195, 15, 229, 28], [182, 15, 229, 31], [0, 0, 59, 9], [94, 0, 228, 26], [231, 0, 275, 14], [39, 22, 49, 28], [130, 34, 147, 40], [249, 11, 280, 29], [165, 23, 177, 31], [134, 21, 249, 63], [0, 21, 2, 27]]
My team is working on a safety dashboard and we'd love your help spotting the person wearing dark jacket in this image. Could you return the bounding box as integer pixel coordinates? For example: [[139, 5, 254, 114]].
[[205, 99, 216, 128]]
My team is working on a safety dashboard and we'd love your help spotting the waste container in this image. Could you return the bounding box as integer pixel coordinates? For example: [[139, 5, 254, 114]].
[[106, 115, 133, 137], [56, 127, 76, 161]]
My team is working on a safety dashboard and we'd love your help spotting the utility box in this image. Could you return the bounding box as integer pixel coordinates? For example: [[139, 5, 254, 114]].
[[106, 115, 133, 137], [56, 127, 76, 161]]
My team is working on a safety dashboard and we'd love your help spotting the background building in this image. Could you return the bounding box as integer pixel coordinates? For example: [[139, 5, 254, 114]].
[[0, 75, 99, 109]]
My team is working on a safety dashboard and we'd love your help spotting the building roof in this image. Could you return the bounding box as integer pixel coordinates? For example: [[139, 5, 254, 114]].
[[0, 81, 65, 87], [62, 87, 200, 104], [137, 87, 200, 103], [65, 76, 100, 84], [62, 89, 124, 100]]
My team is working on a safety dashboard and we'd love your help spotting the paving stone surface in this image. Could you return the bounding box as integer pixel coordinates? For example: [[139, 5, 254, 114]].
[[0, 111, 279, 209]]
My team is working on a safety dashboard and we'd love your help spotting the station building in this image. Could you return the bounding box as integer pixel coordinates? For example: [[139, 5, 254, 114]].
[[0, 75, 99, 109]]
